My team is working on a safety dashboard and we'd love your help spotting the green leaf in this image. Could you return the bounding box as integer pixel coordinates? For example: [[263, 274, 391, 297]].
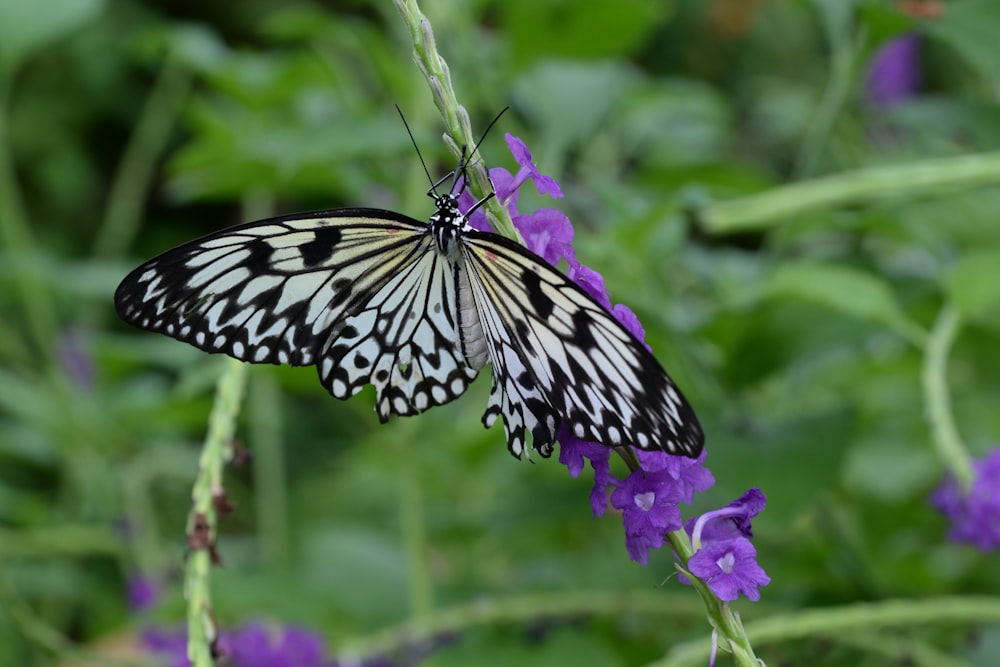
[[946, 248, 1000, 319], [926, 0, 1000, 82], [503, 0, 671, 65], [762, 261, 924, 342], [0, 0, 103, 74]]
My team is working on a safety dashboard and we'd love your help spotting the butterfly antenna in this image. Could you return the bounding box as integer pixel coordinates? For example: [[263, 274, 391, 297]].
[[395, 105, 436, 191], [459, 106, 509, 207], [469, 106, 510, 161]]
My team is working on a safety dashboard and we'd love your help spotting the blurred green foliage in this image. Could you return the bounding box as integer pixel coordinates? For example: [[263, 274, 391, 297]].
[[2, 0, 1000, 665]]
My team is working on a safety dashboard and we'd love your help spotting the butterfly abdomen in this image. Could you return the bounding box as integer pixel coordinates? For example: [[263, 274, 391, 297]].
[[455, 261, 489, 370]]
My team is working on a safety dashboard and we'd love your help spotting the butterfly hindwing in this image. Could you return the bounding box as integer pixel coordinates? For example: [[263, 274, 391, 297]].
[[319, 234, 479, 419], [461, 231, 704, 458], [114, 208, 479, 418]]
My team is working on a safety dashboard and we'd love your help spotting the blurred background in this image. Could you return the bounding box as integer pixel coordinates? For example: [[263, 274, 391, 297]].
[[2, 0, 1000, 665]]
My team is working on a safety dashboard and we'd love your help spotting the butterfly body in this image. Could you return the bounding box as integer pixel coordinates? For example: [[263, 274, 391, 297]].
[[116, 183, 704, 459]]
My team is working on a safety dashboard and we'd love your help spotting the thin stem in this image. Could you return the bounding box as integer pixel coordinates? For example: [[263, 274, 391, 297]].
[[699, 151, 1000, 234], [393, 0, 521, 243], [184, 358, 248, 667], [185, 193, 266, 664], [660, 596, 1000, 667], [665, 531, 760, 667], [921, 304, 973, 486], [339, 589, 705, 659]]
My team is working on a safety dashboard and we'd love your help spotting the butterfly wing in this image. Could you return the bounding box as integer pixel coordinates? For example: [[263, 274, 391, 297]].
[[114, 209, 478, 418], [460, 231, 704, 459]]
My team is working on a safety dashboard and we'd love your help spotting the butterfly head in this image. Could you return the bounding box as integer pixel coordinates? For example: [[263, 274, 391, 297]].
[[428, 193, 464, 227]]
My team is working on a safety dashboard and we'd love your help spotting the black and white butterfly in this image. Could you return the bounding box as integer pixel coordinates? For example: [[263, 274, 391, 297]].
[[114, 156, 703, 459]]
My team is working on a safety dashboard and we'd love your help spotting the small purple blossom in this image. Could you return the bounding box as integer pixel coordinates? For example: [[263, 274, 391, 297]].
[[636, 450, 715, 504], [610, 469, 686, 564], [610, 304, 647, 347], [504, 134, 563, 199], [686, 488, 767, 548], [679, 489, 769, 600], [142, 628, 190, 667], [221, 622, 325, 667], [143, 623, 327, 667], [56, 327, 95, 389], [867, 33, 921, 108], [127, 574, 161, 612], [687, 538, 771, 602], [558, 429, 615, 517], [515, 208, 576, 266], [930, 448, 1000, 551], [565, 260, 612, 310]]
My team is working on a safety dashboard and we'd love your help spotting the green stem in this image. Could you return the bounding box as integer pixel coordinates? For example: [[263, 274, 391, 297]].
[[921, 304, 973, 485], [656, 596, 1000, 666], [665, 530, 760, 666], [742, 595, 1000, 645], [0, 524, 124, 557], [185, 358, 248, 667], [699, 151, 1000, 234], [339, 589, 705, 658], [92, 50, 193, 260], [393, 0, 521, 244]]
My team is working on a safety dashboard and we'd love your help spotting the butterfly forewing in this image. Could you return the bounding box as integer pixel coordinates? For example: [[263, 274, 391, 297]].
[[115, 209, 478, 418], [461, 232, 704, 458]]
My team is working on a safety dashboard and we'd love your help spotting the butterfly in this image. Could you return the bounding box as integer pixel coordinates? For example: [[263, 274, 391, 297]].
[[114, 154, 704, 460]]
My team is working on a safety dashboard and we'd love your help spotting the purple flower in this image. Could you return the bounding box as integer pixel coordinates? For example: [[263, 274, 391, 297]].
[[56, 327, 95, 389], [566, 260, 612, 310], [558, 429, 615, 517], [610, 469, 686, 564], [504, 134, 563, 199], [686, 488, 767, 547], [687, 538, 771, 602], [515, 208, 576, 266], [459, 167, 514, 232], [221, 622, 325, 667], [143, 622, 328, 667], [679, 489, 769, 599], [128, 574, 161, 612], [611, 304, 647, 346], [636, 450, 715, 504], [867, 33, 921, 108], [142, 628, 190, 667], [930, 448, 1000, 551]]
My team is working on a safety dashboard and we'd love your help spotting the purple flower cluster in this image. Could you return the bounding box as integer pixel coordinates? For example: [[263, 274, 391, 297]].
[[128, 574, 161, 612], [867, 33, 921, 109], [684, 489, 770, 601], [142, 624, 456, 667], [930, 448, 1000, 550], [463, 135, 769, 601], [143, 622, 327, 667]]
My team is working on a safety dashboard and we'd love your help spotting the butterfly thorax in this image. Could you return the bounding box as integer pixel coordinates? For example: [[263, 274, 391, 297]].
[[428, 194, 466, 258]]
